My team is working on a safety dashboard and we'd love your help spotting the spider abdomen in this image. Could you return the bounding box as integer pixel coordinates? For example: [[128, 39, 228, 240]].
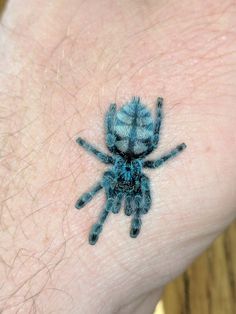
[[114, 97, 154, 156]]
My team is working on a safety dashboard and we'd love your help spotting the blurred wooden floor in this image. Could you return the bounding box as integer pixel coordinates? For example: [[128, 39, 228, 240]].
[[155, 221, 236, 314], [0, 1, 235, 313], [0, 0, 6, 16]]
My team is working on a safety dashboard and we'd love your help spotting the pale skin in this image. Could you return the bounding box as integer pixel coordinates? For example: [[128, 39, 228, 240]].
[[0, 0, 236, 313]]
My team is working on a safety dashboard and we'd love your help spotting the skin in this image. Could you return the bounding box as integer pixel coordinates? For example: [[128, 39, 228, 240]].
[[0, 0, 236, 313]]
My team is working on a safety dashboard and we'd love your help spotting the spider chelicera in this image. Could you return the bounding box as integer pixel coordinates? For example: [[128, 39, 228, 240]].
[[75, 96, 186, 245]]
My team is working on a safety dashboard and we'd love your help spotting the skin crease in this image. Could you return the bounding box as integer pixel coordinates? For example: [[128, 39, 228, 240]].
[[0, 0, 236, 313]]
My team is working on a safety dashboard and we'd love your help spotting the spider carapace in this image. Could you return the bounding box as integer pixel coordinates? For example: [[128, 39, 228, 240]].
[[75, 97, 186, 245]]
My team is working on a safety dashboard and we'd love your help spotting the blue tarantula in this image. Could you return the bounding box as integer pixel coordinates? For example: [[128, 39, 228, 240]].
[[75, 97, 186, 245]]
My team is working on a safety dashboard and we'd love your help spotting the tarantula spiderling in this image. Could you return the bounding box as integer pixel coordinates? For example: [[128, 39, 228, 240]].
[[75, 96, 186, 245]]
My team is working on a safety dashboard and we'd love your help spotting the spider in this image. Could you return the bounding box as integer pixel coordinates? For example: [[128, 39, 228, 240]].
[[75, 96, 186, 245]]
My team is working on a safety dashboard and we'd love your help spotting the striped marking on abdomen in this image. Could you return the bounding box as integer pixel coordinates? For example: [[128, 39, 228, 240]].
[[114, 102, 154, 155]]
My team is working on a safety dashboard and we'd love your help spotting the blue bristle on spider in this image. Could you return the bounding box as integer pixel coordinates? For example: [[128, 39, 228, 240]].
[[75, 96, 186, 245]]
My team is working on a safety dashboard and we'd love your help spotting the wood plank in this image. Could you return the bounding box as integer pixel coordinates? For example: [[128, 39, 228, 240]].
[[161, 222, 236, 314]]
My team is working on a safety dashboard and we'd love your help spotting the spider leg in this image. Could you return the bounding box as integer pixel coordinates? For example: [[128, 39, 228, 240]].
[[129, 175, 151, 237], [140, 174, 151, 214], [130, 193, 142, 238], [143, 143, 186, 169], [105, 103, 117, 153], [112, 192, 123, 214], [103, 171, 122, 214], [124, 193, 133, 216], [153, 97, 164, 148], [75, 182, 103, 209], [138, 97, 164, 158], [76, 137, 114, 164], [89, 190, 115, 245], [89, 170, 117, 245], [89, 197, 114, 245]]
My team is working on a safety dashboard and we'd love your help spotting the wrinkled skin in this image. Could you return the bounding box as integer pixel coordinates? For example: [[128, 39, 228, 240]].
[[0, 1, 236, 313]]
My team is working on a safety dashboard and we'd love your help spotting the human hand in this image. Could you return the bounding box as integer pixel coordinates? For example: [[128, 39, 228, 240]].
[[0, 1, 235, 313]]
